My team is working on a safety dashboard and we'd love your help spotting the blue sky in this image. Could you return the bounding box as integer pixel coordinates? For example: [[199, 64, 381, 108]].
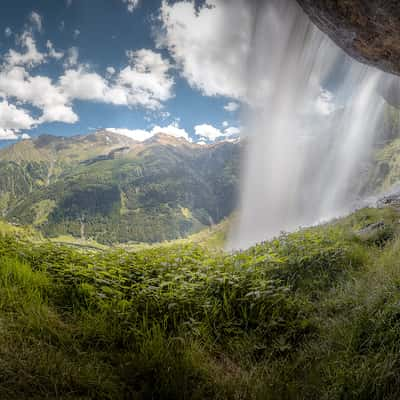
[[0, 0, 243, 146]]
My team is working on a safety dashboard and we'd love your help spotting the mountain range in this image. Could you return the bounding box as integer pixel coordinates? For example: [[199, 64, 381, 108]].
[[0, 131, 240, 244]]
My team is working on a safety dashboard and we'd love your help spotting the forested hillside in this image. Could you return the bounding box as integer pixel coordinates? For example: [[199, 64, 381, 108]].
[[0, 131, 240, 243]]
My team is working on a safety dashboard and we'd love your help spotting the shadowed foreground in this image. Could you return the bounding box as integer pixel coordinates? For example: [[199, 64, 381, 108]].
[[0, 206, 400, 399]]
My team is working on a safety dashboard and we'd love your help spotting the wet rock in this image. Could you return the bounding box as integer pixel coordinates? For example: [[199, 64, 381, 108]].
[[356, 221, 385, 237], [377, 194, 400, 209], [297, 0, 400, 76], [355, 221, 394, 246]]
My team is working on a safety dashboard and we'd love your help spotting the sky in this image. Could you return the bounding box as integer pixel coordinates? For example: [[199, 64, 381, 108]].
[[0, 0, 246, 147]]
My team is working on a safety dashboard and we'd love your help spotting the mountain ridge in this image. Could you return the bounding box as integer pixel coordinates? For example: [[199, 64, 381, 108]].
[[0, 130, 240, 244]]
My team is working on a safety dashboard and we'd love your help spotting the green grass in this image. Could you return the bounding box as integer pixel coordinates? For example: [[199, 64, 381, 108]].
[[0, 207, 399, 398]]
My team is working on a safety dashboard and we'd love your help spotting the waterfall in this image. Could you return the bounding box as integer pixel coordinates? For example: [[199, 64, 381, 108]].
[[228, 0, 393, 249]]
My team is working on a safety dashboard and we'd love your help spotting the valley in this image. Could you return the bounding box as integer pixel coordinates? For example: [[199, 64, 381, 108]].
[[2, 0, 400, 398], [0, 131, 239, 244]]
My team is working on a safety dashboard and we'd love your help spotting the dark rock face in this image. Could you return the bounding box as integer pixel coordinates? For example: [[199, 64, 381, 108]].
[[297, 0, 400, 76]]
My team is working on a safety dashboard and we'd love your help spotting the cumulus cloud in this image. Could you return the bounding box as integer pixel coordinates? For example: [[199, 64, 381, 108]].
[[195, 123, 240, 141], [0, 100, 37, 140], [224, 101, 239, 112], [0, 128, 19, 140], [59, 49, 174, 110], [118, 49, 174, 108], [0, 100, 36, 130], [29, 11, 43, 33], [158, 0, 251, 99], [63, 47, 79, 68], [158, 0, 288, 109], [151, 123, 189, 140], [0, 66, 78, 124], [194, 124, 223, 141], [0, 9, 175, 138], [106, 66, 116, 77], [46, 40, 64, 60], [5, 31, 45, 68], [224, 126, 240, 136], [107, 123, 189, 142], [107, 128, 153, 142], [123, 0, 140, 12], [0, 129, 31, 141], [0, 19, 79, 132], [3, 13, 62, 68], [59, 69, 109, 102], [0, 43, 175, 137]]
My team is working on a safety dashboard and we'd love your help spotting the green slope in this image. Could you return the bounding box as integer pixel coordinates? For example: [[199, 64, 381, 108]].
[[0, 204, 400, 398], [0, 131, 240, 244]]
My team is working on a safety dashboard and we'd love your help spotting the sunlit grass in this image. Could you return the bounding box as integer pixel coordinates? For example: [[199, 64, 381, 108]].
[[0, 207, 399, 398]]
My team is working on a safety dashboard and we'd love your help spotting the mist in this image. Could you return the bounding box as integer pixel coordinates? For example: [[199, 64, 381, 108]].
[[228, 0, 395, 249]]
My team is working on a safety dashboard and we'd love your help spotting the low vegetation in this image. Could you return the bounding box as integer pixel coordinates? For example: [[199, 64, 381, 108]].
[[0, 206, 399, 399]]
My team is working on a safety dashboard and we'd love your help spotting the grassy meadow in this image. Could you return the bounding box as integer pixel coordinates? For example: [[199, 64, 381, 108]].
[[0, 207, 400, 399]]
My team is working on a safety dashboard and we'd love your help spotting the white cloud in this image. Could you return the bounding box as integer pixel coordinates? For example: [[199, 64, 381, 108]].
[[0, 66, 78, 124], [0, 24, 78, 129], [0, 100, 37, 141], [59, 49, 174, 110], [103, 122, 240, 145], [224, 126, 240, 136], [59, 69, 109, 102], [63, 47, 79, 68], [46, 40, 64, 60], [0, 128, 19, 140], [107, 123, 190, 142], [123, 0, 140, 12], [0, 100, 36, 130], [222, 121, 229, 127], [21, 133, 31, 139], [107, 128, 153, 142], [224, 101, 240, 112], [29, 12, 43, 33], [0, 18, 174, 137], [73, 29, 80, 39], [118, 49, 174, 108], [106, 66, 116, 77], [0, 44, 174, 136], [158, 0, 251, 99], [4, 27, 12, 38], [224, 136, 240, 143], [159, 110, 171, 120], [195, 123, 240, 142], [40, 103, 77, 124], [5, 31, 45, 68], [194, 124, 223, 141], [151, 123, 189, 141]]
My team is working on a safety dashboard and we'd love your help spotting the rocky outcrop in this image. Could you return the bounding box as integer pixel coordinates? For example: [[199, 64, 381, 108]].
[[297, 1, 400, 76]]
